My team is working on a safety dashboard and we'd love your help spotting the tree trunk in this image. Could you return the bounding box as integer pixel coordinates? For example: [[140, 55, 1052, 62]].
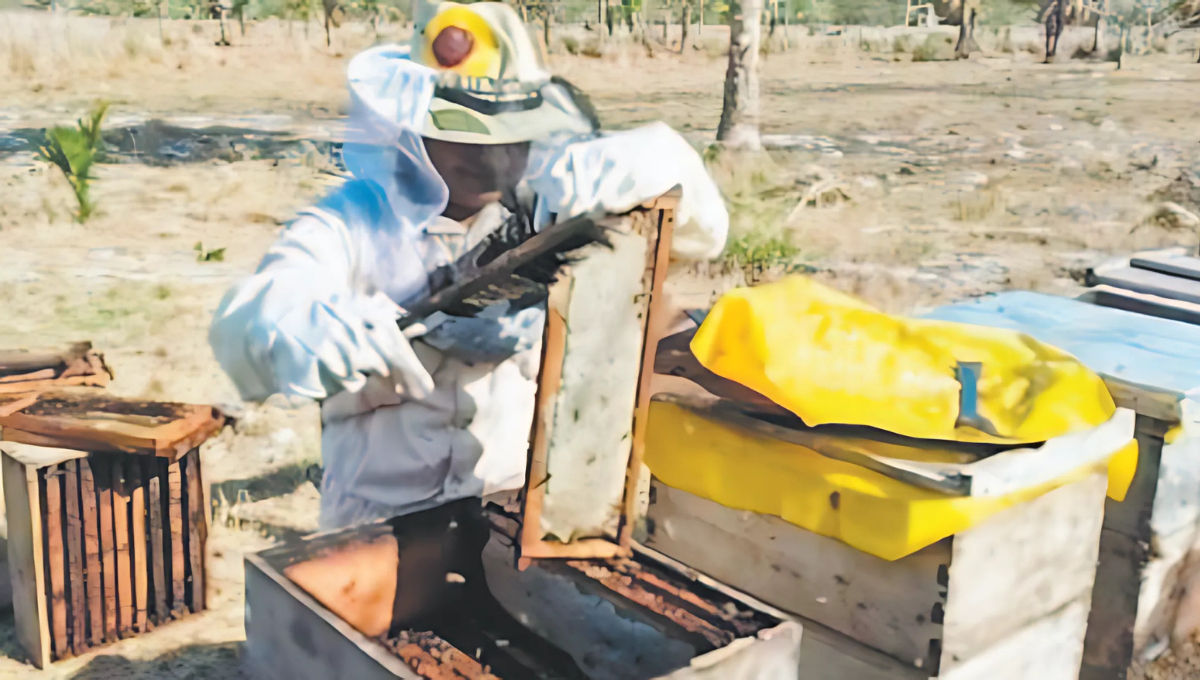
[[1117, 22, 1126, 68], [716, 0, 763, 150], [955, 5, 975, 58], [699, 0, 704, 34], [543, 8, 553, 54], [158, 0, 165, 43], [680, 2, 691, 51], [1092, 2, 1103, 53]]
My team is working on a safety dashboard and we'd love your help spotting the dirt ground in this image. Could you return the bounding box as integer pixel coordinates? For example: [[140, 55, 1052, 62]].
[[1, 10, 1199, 679]]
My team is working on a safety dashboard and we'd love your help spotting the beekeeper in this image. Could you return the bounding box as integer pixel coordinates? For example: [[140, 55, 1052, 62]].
[[209, 1, 728, 533]]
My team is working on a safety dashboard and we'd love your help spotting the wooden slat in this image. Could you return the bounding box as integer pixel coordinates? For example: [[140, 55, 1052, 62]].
[[112, 459, 133, 637], [620, 205, 676, 552], [168, 460, 186, 617], [129, 460, 148, 633], [184, 450, 207, 613], [1130, 253, 1200, 282], [78, 458, 103, 646], [43, 466, 68, 659], [95, 460, 118, 642], [1079, 286, 1200, 327], [1087, 265, 1200, 306], [519, 300, 568, 565], [63, 460, 86, 654], [148, 460, 167, 624], [0, 342, 92, 378], [2, 451, 51, 669]]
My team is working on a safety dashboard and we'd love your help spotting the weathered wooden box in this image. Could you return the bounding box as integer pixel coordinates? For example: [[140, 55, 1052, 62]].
[[0, 389, 223, 667], [649, 305, 1126, 678], [927, 289, 1200, 678], [645, 473, 1108, 678], [243, 517, 803, 680]]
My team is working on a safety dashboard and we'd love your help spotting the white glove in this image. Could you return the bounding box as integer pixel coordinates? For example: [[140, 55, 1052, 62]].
[[307, 291, 435, 400]]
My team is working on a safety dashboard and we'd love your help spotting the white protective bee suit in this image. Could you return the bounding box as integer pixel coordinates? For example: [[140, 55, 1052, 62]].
[[209, 44, 729, 529]]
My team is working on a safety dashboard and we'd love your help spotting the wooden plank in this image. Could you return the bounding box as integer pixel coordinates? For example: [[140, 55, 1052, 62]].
[[129, 460, 148, 633], [940, 472, 1107, 674], [43, 465, 68, 659], [112, 458, 133, 637], [1083, 418, 1168, 676], [646, 480, 947, 670], [1130, 253, 1200, 282], [1081, 529, 1146, 680], [1088, 265, 1200, 306], [2, 451, 52, 668], [95, 459, 118, 642], [519, 294, 568, 562], [78, 457, 103, 646], [147, 459, 167, 623], [63, 460, 86, 655], [939, 597, 1092, 680], [0, 342, 94, 378], [168, 459, 186, 616], [620, 205, 675, 551], [184, 449, 207, 613], [1080, 285, 1200, 327]]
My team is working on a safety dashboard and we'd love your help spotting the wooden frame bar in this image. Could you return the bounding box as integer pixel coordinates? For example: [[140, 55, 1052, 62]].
[[518, 194, 678, 563]]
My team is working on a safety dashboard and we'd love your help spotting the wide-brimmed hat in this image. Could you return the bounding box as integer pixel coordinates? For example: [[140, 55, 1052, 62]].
[[409, 1, 595, 145]]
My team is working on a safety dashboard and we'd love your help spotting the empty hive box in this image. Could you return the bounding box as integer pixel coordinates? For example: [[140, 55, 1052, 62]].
[[244, 517, 802, 680], [0, 388, 224, 667]]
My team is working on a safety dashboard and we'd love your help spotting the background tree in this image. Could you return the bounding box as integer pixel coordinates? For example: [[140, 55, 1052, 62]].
[[716, 0, 762, 150]]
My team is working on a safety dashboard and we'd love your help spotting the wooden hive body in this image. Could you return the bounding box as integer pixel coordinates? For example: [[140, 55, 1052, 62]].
[[0, 390, 223, 667]]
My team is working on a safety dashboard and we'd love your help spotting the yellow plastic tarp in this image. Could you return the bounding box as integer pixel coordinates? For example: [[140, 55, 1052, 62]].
[[690, 276, 1117, 445], [646, 400, 1139, 561]]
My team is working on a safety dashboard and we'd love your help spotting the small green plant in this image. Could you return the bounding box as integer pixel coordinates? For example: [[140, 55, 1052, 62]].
[[37, 102, 110, 224], [194, 242, 227, 262], [724, 232, 803, 269]]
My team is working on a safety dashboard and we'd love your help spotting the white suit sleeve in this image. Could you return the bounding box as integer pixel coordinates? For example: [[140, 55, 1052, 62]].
[[526, 122, 729, 260], [208, 212, 432, 403]]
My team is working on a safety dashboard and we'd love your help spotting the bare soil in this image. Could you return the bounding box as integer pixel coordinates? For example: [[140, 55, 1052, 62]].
[[1, 10, 1199, 679]]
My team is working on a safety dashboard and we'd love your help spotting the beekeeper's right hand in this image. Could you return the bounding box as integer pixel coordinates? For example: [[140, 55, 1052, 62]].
[[209, 212, 437, 404], [323, 291, 435, 400]]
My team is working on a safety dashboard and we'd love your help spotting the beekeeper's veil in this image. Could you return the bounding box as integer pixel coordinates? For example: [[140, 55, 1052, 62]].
[[338, 1, 597, 233]]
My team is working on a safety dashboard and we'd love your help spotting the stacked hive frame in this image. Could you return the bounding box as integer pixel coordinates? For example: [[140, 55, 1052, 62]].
[[0, 389, 224, 668]]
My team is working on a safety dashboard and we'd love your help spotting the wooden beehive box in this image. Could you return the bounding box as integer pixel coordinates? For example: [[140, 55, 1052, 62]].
[[0, 389, 224, 667], [243, 514, 803, 680], [926, 289, 1200, 678]]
